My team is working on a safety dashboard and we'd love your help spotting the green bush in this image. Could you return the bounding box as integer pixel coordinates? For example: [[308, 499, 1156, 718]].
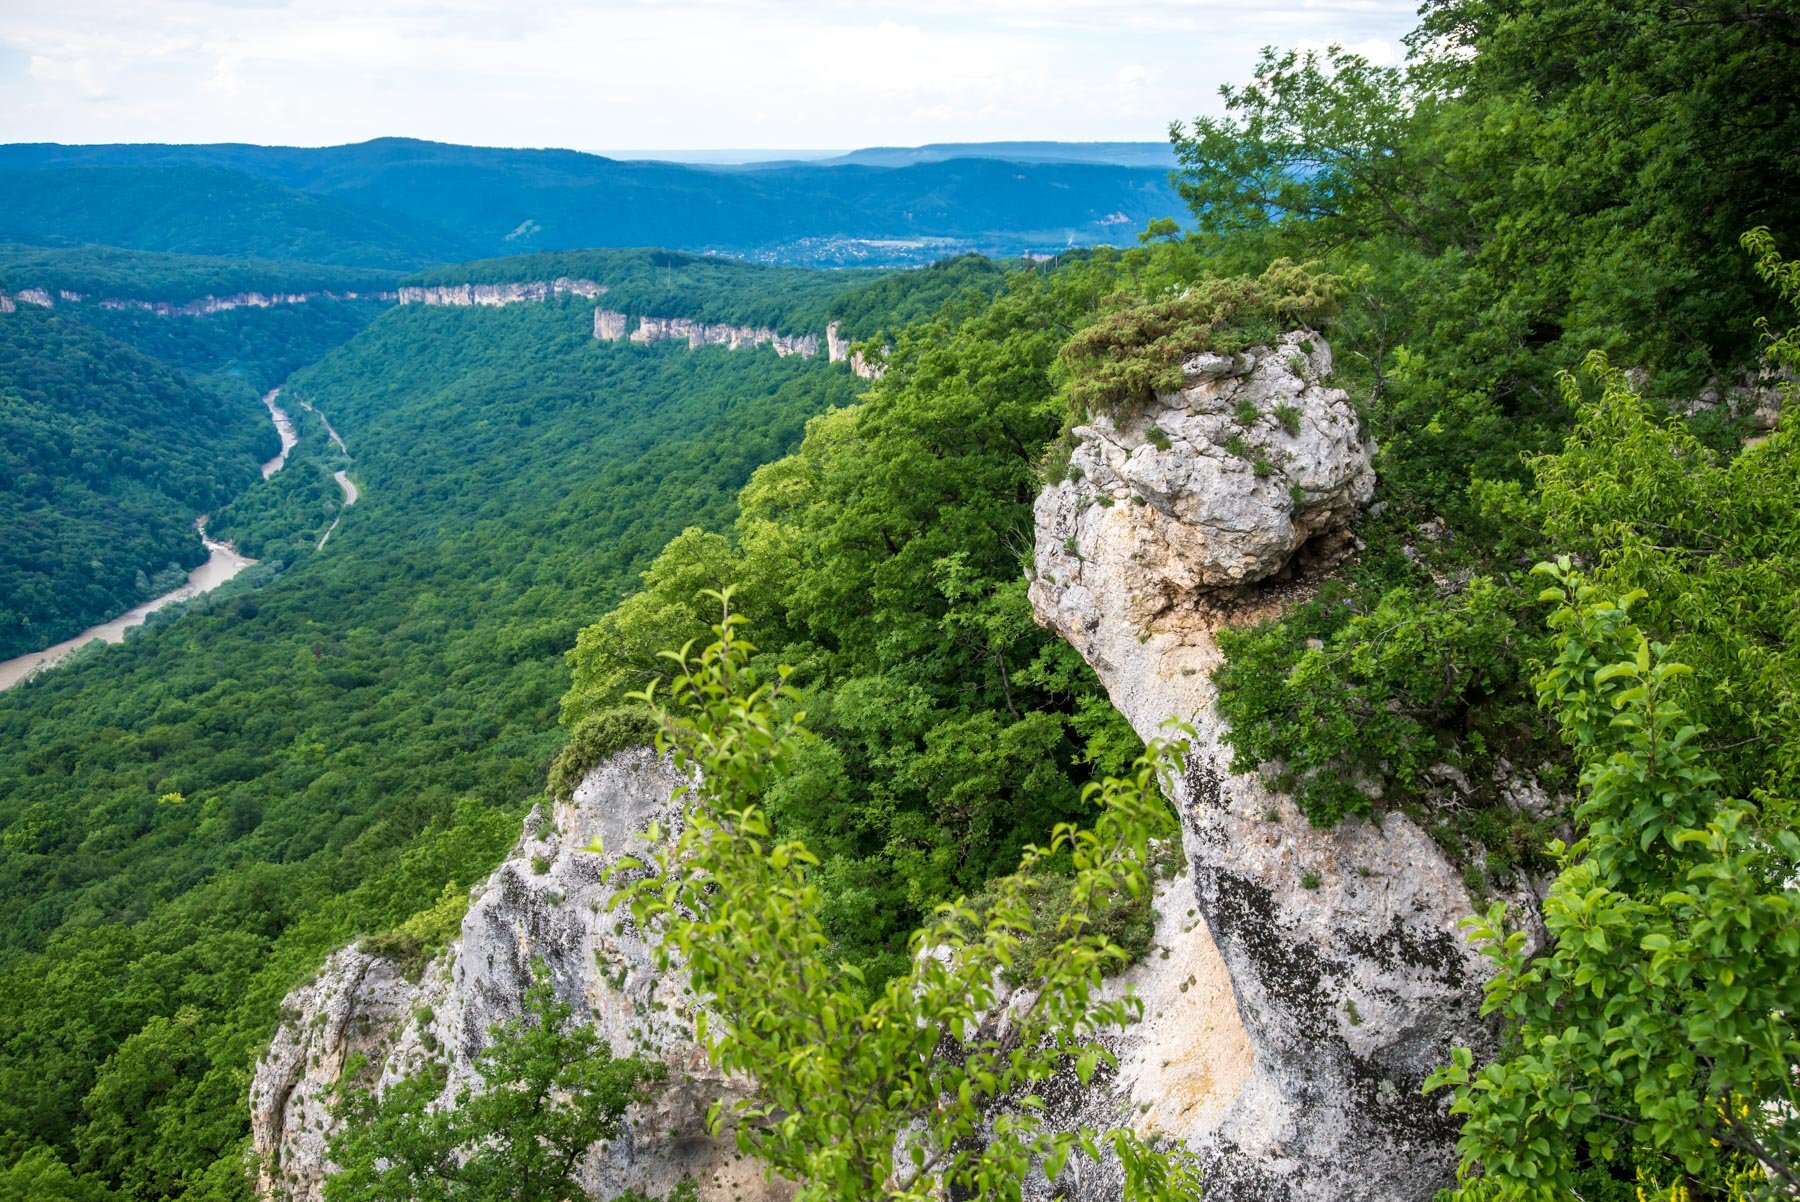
[[1061, 258, 1338, 415], [361, 883, 471, 980], [547, 707, 658, 801], [1215, 577, 1536, 827]]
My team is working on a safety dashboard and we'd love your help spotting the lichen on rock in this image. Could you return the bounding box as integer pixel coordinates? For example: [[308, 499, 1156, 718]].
[[249, 747, 789, 1202], [1038, 329, 1373, 631], [1029, 331, 1492, 1201]]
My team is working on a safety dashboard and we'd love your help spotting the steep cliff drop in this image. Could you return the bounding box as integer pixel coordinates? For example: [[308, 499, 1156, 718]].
[[592, 308, 819, 359], [1028, 332, 1491, 1200], [249, 335, 1494, 1202], [825, 321, 886, 380], [0, 288, 397, 317], [250, 748, 789, 1202], [398, 279, 605, 306]]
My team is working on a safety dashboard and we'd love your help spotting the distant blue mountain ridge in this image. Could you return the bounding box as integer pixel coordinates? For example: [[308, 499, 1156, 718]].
[[0, 138, 1184, 269]]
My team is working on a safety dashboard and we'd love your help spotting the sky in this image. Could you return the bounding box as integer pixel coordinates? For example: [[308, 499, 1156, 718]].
[[0, 0, 1420, 151]]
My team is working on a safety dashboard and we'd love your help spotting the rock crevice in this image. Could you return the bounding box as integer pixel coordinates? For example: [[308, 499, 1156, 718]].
[[1028, 331, 1490, 1201]]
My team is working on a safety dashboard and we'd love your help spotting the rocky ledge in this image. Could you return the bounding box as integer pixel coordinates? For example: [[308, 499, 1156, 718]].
[[398, 279, 607, 306], [252, 333, 1498, 1202], [0, 288, 397, 317], [1029, 331, 1493, 1200], [594, 309, 819, 358], [249, 748, 786, 1202]]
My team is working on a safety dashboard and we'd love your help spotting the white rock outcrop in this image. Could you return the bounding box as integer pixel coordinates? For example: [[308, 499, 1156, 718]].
[[593, 308, 630, 341], [397, 278, 606, 306], [0, 288, 398, 317], [597, 312, 819, 358], [251, 333, 1494, 1202], [250, 747, 788, 1202], [825, 321, 886, 380], [1029, 332, 1492, 1200]]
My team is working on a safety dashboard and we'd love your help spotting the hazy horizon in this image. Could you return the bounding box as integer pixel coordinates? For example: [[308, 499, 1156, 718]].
[[1, 0, 1417, 149]]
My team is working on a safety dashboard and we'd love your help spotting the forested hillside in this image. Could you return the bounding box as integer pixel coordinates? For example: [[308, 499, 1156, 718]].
[[0, 140, 1182, 266], [0, 308, 274, 659], [403, 246, 1008, 340], [0, 244, 400, 302], [1, 1, 1795, 1199], [0, 245, 400, 660], [0, 270, 916, 1199], [537, 2, 1798, 1197], [0, 166, 462, 270]]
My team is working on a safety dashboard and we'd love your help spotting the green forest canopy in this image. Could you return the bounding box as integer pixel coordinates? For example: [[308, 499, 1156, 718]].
[[0, 1, 1795, 1197]]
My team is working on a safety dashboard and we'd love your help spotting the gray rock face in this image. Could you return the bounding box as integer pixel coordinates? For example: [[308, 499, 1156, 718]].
[[249, 747, 789, 1202], [0, 288, 397, 317], [252, 332, 1492, 1201], [600, 312, 819, 358], [397, 279, 606, 306], [825, 321, 886, 379], [1029, 332, 1491, 1200], [1048, 332, 1373, 624]]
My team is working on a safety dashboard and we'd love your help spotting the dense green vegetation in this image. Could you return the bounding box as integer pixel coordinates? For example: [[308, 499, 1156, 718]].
[[561, 255, 1190, 977], [1159, 0, 1799, 1193], [819, 252, 1007, 340], [0, 307, 274, 659], [2, 1, 1794, 1196], [77, 299, 390, 400], [0, 244, 399, 302], [1426, 563, 1798, 1200], [0, 244, 398, 661], [0, 287, 865, 1199], [1171, 0, 1799, 867], [607, 601, 1202, 1201]]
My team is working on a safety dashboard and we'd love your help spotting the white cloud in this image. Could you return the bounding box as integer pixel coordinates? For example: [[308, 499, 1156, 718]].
[[27, 54, 114, 100], [0, 0, 1421, 146]]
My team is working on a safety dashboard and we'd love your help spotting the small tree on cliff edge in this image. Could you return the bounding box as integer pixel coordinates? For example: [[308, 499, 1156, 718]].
[[324, 964, 663, 1202], [604, 589, 1203, 1201]]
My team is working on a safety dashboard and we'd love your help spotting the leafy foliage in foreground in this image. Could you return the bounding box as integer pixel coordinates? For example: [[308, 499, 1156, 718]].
[[1177, 0, 1800, 876], [564, 258, 1178, 976], [325, 967, 661, 1202], [1425, 564, 1798, 1199], [609, 598, 1202, 1201]]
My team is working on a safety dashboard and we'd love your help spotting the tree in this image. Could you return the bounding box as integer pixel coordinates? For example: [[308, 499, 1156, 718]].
[[324, 965, 663, 1202], [1425, 562, 1799, 1199], [603, 591, 1203, 1202], [0, 1144, 118, 1202], [1169, 44, 1454, 252]]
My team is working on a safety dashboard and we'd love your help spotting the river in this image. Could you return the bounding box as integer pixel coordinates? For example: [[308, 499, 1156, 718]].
[[0, 520, 256, 691], [261, 388, 298, 477], [0, 390, 299, 693]]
